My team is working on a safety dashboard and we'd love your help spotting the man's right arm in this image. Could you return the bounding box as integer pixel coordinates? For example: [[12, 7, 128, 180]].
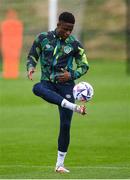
[[27, 34, 42, 80]]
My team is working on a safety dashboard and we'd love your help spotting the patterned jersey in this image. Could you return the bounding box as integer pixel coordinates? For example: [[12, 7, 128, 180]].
[[27, 30, 89, 82]]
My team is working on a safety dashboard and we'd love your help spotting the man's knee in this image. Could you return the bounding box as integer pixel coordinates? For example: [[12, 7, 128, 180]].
[[32, 82, 41, 96]]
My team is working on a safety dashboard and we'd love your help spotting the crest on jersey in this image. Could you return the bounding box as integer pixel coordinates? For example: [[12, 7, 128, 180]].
[[46, 44, 51, 49], [64, 46, 72, 54]]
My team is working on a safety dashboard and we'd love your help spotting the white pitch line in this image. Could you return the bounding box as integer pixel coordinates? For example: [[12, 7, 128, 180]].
[[0, 165, 130, 170]]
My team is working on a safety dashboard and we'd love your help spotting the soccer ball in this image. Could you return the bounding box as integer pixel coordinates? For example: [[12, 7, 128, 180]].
[[73, 81, 94, 102]]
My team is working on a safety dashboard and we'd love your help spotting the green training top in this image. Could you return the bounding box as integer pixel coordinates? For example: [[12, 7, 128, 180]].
[[27, 29, 89, 83]]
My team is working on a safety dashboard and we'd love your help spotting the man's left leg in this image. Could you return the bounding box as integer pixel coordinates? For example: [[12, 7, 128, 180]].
[[55, 106, 73, 173], [55, 83, 74, 173]]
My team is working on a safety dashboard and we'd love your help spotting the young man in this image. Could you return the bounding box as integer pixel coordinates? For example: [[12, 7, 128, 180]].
[[27, 12, 89, 173]]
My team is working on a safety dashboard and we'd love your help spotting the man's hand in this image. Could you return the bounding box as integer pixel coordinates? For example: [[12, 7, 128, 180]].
[[27, 67, 35, 80], [57, 69, 71, 83]]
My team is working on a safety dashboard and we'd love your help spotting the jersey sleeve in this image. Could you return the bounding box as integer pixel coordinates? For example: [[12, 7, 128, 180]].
[[26, 33, 45, 71], [70, 41, 89, 80]]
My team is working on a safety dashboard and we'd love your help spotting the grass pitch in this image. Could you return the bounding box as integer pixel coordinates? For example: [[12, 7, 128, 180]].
[[0, 61, 130, 179]]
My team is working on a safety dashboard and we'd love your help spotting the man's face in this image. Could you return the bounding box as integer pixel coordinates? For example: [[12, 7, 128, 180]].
[[57, 21, 74, 40]]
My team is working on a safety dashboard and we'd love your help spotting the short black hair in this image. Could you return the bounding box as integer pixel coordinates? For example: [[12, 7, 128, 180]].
[[59, 12, 75, 24]]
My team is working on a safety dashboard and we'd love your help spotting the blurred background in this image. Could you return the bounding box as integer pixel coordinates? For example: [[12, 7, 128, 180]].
[[0, 0, 128, 67], [0, 0, 130, 179]]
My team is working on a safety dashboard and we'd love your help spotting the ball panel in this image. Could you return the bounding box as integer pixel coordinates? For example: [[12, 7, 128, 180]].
[[73, 81, 94, 102]]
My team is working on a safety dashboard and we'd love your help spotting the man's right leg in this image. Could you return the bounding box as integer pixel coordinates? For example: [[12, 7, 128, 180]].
[[33, 81, 63, 105], [33, 81, 86, 115]]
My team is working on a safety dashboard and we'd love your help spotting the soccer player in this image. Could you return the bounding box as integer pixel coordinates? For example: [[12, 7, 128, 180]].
[[27, 12, 89, 173]]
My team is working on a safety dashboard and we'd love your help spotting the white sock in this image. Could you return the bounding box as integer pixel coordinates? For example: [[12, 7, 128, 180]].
[[56, 151, 67, 167], [61, 99, 77, 111]]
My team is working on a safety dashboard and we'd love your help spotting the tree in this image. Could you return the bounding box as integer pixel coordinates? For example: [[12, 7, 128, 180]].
[[126, 0, 130, 74]]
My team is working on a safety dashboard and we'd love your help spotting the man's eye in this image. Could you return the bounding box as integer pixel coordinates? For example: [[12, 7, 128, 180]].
[[64, 28, 72, 32]]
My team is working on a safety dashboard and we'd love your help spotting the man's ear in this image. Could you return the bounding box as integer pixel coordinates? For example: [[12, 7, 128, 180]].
[[57, 22, 61, 27]]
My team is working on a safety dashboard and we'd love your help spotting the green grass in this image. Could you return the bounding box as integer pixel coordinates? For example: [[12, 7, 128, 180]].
[[0, 60, 130, 179]]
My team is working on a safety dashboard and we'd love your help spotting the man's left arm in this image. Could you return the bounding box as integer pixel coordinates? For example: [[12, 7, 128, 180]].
[[70, 43, 89, 80], [57, 42, 89, 83]]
